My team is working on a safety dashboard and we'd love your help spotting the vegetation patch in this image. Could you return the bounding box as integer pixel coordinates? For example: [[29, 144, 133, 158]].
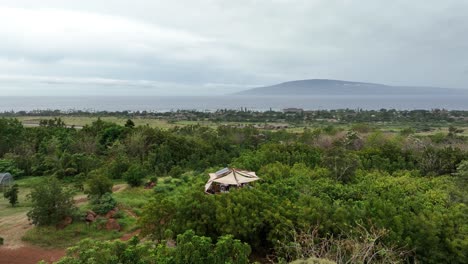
[[22, 223, 122, 248]]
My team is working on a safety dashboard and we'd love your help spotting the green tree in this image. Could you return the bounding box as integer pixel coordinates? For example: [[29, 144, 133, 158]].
[[27, 177, 76, 226], [0, 118, 24, 157], [213, 234, 252, 264], [89, 193, 117, 214], [139, 195, 176, 241], [52, 230, 251, 264], [322, 147, 360, 182], [3, 183, 19, 207], [418, 146, 465, 175], [448, 125, 464, 137], [106, 154, 130, 179], [124, 119, 135, 128], [0, 159, 24, 177], [123, 164, 147, 187], [85, 171, 113, 198], [174, 230, 214, 264], [454, 160, 468, 203]]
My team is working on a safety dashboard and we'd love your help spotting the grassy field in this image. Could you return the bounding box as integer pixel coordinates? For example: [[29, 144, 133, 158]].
[[0, 177, 39, 217], [22, 223, 122, 248], [16, 115, 293, 130], [0, 177, 144, 248], [0, 177, 41, 247], [17, 116, 176, 129], [12, 115, 468, 137]]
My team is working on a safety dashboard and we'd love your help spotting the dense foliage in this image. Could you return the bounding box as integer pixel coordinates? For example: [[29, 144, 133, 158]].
[[49, 230, 250, 264], [0, 115, 467, 263], [2, 108, 468, 125], [27, 177, 77, 226], [89, 192, 117, 215], [85, 171, 113, 197], [3, 183, 19, 207]]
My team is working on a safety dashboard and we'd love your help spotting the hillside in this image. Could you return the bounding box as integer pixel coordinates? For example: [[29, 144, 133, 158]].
[[235, 79, 464, 96]]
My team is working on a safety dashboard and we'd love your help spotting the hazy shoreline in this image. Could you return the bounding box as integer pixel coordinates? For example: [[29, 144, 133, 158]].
[[1, 94, 468, 112]]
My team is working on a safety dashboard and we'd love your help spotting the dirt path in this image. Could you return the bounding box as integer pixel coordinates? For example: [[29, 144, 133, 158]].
[[0, 183, 131, 263], [73, 194, 88, 206], [112, 183, 128, 193], [0, 212, 31, 248], [0, 212, 65, 263]]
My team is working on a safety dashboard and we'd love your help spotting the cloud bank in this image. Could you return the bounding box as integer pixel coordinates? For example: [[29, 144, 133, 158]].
[[0, 0, 468, 95]]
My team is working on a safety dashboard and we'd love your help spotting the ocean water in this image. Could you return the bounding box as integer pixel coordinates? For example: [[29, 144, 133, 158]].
[[0, 95, 467, 112]]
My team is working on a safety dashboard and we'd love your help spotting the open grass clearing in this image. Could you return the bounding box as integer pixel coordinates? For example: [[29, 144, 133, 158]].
[[17, 116, 175, 129], [22, 222, 122, 248], [0, 177, 138, 249]]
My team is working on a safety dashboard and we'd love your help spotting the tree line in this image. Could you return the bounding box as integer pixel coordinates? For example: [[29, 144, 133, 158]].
[[0, 116, 467, 263]]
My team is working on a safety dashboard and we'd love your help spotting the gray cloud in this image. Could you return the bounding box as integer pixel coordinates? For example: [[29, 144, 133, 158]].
[[0, 0, 468, 95]]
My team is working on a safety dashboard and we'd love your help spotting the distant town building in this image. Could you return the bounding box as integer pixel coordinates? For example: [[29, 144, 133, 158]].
[[283, 108, 304, 114]]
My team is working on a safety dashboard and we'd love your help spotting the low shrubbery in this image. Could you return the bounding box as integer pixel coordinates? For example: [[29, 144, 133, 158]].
[[3, 183, 19, 207], [89, 193, 117, 215], [23, 223, 121, 248], [0, 115, 466, 263], [49, 230, 251, 264], [27, 177, 77, 226]]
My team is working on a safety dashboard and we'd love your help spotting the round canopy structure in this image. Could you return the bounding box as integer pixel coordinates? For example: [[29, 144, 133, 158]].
[[205, 168, 259, 193], [0, 173, 13, 192]]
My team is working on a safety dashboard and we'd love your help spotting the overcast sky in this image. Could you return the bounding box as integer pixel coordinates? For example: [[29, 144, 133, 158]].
[[1, 0, 468, 96]]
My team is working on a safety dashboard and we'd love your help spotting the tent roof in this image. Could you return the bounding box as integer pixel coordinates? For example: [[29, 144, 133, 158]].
[[0, 173, 12, 184], [205, 168, 259, 192]]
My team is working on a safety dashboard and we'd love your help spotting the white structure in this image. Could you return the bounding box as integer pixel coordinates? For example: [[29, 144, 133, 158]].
[[205, 168, 260, 194], [0, 173, 13, 192]]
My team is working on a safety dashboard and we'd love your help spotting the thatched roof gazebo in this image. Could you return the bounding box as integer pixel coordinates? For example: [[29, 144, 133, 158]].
[[205, 168, 259, 194]]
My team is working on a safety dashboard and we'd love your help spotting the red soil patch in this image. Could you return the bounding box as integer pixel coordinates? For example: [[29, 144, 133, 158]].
[[0, 246, 65, 264]]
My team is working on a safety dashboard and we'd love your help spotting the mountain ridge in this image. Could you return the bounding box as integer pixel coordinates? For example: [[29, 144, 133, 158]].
[[234, 79, 465, 96]]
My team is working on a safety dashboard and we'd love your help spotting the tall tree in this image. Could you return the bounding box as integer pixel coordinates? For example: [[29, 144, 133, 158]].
[[27, 177, 76, 226]]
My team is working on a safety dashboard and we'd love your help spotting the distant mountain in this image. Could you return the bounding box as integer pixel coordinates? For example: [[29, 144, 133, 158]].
[[234, 79, 465, 96]]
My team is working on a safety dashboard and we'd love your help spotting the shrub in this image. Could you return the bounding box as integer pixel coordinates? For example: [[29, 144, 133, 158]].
[[52, 230, 251, 264], [290, 257, 336, 264], [123, 164, 147, 187], [27, 177, 76, 226], [3, 183, 19, 207], [169, 165, 184, 178], [89, 193, 117, 215], [0, 159, 24, 177], [85, 171, 113, 198]]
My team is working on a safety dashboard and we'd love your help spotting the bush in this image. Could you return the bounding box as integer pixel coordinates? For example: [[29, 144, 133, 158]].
[[52, 230, 251, 264], [3, 183, 19, 207], [89, 193, 117, 215], [0, 159, 24, 177], [290, 257, 336, 264], [169, 165, 184, 178], [106, 156, 130, 179], [27, 177, 76, 226], [23, 223, 121, 248], [85, 171, 113, 197], [123, 164, 147, 187]]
